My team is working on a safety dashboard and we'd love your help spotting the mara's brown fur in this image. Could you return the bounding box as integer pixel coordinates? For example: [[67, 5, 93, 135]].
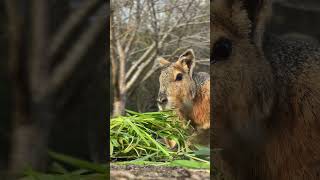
[[157, 49, 210, 144], [211, 0, 320, 179], [190, 81, 210, 129]]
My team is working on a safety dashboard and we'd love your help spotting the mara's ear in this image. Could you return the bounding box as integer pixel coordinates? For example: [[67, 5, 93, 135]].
[[241, 0, 272, 47], [158, 57, 170, 68], [176, 49, 196, 75], [212, 0, 271, 47]]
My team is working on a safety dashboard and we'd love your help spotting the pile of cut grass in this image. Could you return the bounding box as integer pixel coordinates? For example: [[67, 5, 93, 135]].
[[110, 110, 191, 161], [110, 110, 210, 168]]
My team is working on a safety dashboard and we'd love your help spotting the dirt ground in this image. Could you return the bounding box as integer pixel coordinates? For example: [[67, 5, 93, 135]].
[[110, 164, 210, 180]]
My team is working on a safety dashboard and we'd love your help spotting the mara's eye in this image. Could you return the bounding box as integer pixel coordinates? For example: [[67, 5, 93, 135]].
[[211, 38, 232, 63], [175, 73, 183, 81]]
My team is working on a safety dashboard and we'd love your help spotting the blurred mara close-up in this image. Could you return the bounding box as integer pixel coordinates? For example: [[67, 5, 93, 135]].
[[211, 0, 320, 179]]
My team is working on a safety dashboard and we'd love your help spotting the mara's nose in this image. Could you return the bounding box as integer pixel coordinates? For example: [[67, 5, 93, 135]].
[[157, 96, 168, 105]]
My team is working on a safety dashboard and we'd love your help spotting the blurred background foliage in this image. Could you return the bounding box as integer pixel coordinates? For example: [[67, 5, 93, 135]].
[[0, 0, 108, 177]]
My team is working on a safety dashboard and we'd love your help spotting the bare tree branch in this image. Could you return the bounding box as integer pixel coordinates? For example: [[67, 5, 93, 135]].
[[110, 19, 118, 90], [125, 51, 157, 93], [116, 39, 126, 95], [125, 41, 156, 81], [159, 1, 194, 47], [123, 0, 142, 56], [29, 0, 49, 100], [50, 8, 106, 94], [175, 21, 210, 28], [5, 0, 21, 81], [49, 0, 104, 58]]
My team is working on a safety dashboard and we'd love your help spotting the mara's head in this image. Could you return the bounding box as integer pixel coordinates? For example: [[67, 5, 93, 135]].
[[157, 49, 197, 112], [211, 0, 275, 146]]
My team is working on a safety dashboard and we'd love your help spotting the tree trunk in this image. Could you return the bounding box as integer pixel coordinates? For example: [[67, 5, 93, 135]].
[[112, 38, 127, 117], [112, 97, 126, 117], [9, 104, 52, 173], [7, 0, 52, 174]]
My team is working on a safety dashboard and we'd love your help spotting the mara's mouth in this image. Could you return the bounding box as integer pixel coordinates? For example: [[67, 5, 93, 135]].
[[157, 98, 194, 112], [157, 102, 176, 111]]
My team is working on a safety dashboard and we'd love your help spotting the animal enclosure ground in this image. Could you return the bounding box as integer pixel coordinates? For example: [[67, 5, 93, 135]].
[[110, 164, 210, 180]]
